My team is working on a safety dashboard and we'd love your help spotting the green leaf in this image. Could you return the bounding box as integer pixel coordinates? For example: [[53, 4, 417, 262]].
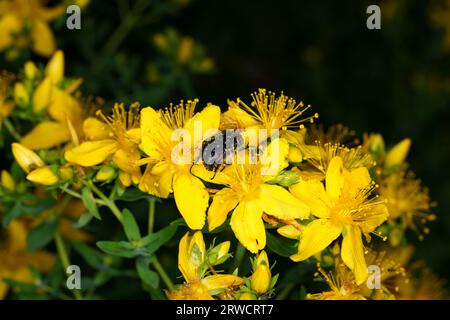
[[73, 212, 94, 229], [81, 187, 101, 220], [72, 241, 104, 269], [2, 202, 24, 227], [140, 224, 177, 255], [96, 241, 143, 258], [122, 208, 141, 241], [266, 232, 297, 257], [136, 256, 159, 288], [27, 219, 58, 252]]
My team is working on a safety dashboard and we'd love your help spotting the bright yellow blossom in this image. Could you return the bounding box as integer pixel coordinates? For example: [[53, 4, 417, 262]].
[[139, 100, 220, 230], [206, 138, 310, 253], [167, 231, 243, 300], [65, 102, 142, 183], [289, 156, 388, 284]]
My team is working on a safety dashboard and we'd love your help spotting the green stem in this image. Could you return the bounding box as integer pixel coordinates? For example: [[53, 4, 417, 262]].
[[87, 181, 123, 222], [275, 283, 295, 300], [54, 232, 83, 300], [60, 186, 107, 206], [148, 198, 156, 234], [152, 258, 174, 290], [230, 243, 246, 273], [101, 0, 150, 58], [3, 118, 21, 141]]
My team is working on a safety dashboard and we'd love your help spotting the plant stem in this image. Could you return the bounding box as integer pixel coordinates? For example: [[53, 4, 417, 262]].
[[230, 243, 246, 273], [148, 198, 156, 234], [275, 283, 295, 300], [54, 232, 83, 300], [87, 181, 123, 222], [151, 258, 174, 291], [3, 118, 21, 141]]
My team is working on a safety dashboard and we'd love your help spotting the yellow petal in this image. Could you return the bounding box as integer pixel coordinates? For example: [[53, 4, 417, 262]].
[[31, 19, 56, 57], [7, 220, 28, 252], [251, 265, 271, 294], [178, 231, 205, 281], [27, 251, 55, 273], [202, 274, 243, 291], [0, 279, 9, 300], [344, 166, 372, 196], [221, 101, 260, 129], [1, 170, 15, 191], [14, 82, 29, 105], [230, 200, 265, 253], [289, 178, 330, 218], [208, 188, 238, 231], [0, 14, 22, 52], [326, 156, 345, 201], [83, 117, 112, 140], [21, 121, 70, 150], [65, 140, 118, 167], [140, 107, 172, 159], [259, 137, 289, 178], [184, 103, 220, 147], [45, 50, 64, 84], [277, 225, 302, 239], [11, 143, 45, 173], [32, 76, 53, 113], [173, 172, 209, 230], [27, 166, 58, 185], [290, 219, 341, 262], [341, 226, 368, 285], [48, 88, 83, 124], [385, 138, 411, 167], [259, 184, 310, 219]]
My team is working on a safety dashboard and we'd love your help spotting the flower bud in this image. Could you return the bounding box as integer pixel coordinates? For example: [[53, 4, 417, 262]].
[[288, 145, 302, 163], [1, 170, 15, 191], [58, 167, 74, 181], [95, 166, 116, 181], [177, 37, 194, 65], [45, 50, 64, 84], [239, 292, 257, 300], [14, 82, 29, 105], [27, 166, 58, 185], [32, 76, 52, 113], [277, 225, 301, 239], [24, 61, 38, 80], [11, 143, 45, 173], [119, 171, 132, 187], [251, 264, 271, 294], [207, 241, 231, 265], [385, 138, 411, 168], [269, 170, 300, 187]]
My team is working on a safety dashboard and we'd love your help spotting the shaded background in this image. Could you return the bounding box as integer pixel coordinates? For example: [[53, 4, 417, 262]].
[[2, 0, 449, 295]]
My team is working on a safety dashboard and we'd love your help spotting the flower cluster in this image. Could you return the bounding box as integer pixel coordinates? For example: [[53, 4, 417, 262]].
[[0, 49, 445, 300]]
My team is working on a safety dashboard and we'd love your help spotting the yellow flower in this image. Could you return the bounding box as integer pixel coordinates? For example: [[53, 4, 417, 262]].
[[11, 142, 45, 173], [0, 0, 65, 57], [289, 156, 388, 284], [0, 219, 54, 299], [167, 231, 243, 300], [21, 51, 85, 150], [206, 138, 310, 253], [378, 168, 436, 240], [307, 262, 365, 300], [139, 100, 220, 230], [65, 102, 142, 184], [221, 89, 318, 132]]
